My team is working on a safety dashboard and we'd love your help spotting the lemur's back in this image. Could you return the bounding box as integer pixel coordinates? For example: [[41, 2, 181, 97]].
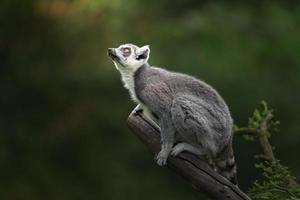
[[140, 66, 230, 109], [135, 65, 233, 140]]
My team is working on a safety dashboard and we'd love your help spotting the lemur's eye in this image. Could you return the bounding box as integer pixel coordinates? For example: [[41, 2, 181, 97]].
[[121, 47, 131, 56]]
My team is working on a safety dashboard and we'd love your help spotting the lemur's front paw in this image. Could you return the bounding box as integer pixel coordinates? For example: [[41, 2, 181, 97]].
[[133, 106, 143, 116], [155, 149, 170, 166]]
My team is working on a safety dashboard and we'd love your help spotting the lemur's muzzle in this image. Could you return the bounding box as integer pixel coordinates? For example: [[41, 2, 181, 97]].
[[107, 48, 118, 60]]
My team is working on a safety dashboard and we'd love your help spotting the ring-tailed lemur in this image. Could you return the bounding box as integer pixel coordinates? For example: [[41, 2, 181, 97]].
[[107, 43, 238, 185]]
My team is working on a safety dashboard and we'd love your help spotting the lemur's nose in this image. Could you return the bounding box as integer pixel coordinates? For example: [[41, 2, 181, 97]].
[[107, 48, 115, 56]]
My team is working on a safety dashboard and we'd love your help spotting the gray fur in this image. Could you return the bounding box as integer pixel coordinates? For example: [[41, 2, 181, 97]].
[[108, 43, 237, 184]]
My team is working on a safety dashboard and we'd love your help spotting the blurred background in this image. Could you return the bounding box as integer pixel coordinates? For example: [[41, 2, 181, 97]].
[[1, 0, 300, 199]]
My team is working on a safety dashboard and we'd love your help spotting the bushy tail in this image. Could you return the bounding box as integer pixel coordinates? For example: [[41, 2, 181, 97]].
[[215, 142, 238, 185]]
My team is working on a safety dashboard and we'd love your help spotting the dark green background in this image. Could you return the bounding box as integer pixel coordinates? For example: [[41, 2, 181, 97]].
[[1, 0, 300, 199]]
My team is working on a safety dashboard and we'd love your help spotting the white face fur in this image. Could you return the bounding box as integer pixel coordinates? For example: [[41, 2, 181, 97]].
[[108, 44, 150, 73], [108, 44, 151, 102]]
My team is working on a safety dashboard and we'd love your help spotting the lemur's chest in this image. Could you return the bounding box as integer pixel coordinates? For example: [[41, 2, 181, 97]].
[[121, 68, 140, 104], [119, 65, 148, 104], [121, 71, 157, 122], [121, 74, 139, 103]]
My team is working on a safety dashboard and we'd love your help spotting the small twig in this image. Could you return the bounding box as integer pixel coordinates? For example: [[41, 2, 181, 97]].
[[253, 154, 270, 160], [257, 112, 276, 161], [234, 128, 259, 136]]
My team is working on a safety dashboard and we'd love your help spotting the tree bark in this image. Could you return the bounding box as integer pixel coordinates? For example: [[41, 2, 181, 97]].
[[127, 111, 252, 200]]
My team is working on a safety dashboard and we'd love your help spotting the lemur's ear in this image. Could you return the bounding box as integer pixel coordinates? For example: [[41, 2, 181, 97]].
[[136, 45, 150, 60]]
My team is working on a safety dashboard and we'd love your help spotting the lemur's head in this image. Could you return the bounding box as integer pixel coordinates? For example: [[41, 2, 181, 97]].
[[107, 43, 150, 72]]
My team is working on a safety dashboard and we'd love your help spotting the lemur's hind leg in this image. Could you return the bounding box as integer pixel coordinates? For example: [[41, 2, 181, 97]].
[[170, 142, 216, 170], [170, 143, 204, 157]]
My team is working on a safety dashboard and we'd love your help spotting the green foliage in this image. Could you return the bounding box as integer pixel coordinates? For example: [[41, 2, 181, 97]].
[[249, 101, 280, 137], [236, 101, 280, 141], [249, 160, 300, 200], [239, 102, 300, 200]]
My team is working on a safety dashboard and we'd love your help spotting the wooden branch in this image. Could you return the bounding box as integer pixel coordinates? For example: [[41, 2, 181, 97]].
[[127, 111, 252, 200]]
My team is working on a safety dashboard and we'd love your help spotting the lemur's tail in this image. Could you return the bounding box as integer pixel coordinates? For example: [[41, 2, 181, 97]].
[[215, 142, 238, 185]]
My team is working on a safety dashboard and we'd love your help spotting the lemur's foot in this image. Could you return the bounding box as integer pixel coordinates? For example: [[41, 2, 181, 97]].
[[170, 142, 205, 158], [155, 149, 171, 166], [170, 143, 186, 157]]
